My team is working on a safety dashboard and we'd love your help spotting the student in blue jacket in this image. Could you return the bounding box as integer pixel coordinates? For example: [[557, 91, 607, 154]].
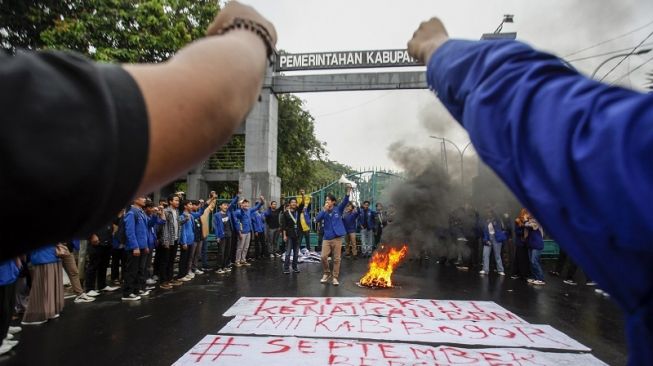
[[234, 195, 264, 267], [176, 200, 195, 281], [408, 18, 653, 364], [480, 209, 507, 276], [357, 201, 376, 257], [342, 202, 360, 258], [144, 201, 166, 288], [524, 214, 545, 286], [251, 208, 266, 259], [316, 185, 351, 286], [123, 196, 150, 301], [0, 258, 20, 354], [213, 196, 239, 274]]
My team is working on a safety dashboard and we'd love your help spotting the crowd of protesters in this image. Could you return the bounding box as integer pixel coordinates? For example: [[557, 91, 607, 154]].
[[0, 186, 605, 355], [443, 205, 605, 294]]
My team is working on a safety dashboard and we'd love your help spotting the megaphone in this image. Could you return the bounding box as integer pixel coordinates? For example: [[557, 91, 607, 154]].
[[338, 174, 357, 188]]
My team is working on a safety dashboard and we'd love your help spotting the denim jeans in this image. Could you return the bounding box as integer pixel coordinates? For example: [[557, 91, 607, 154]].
[[200, 238, 209, 269], [483, 236, 504, 273], [284, 236, 299, 271], [298, 230, 311, 251], [529, 248, 544, 280], [360, 229, 374, 255]]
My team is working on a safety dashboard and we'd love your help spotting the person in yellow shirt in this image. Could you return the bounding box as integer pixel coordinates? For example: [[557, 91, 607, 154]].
[[297, 190, 313, 252]]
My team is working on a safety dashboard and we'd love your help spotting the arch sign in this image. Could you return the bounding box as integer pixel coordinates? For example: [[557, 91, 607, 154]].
[[276, 49, 420, 72]]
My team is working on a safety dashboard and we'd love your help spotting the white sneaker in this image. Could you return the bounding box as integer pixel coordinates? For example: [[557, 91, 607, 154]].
[[216, 269, 225, 274], [320, 275, 330, 283], [270, 254, 275, 259], [121, 294, 142, 301], [179, 276, 191, 282], [187, 273, 195, 279], [86, 290, 101, 297], [0, 341, 16, 355], [145, 285, 156, 290], [225, 267, 232, 272], [74, 293, 96, 303], [479, 270, 487, 275], [145, 278, 157, 285], [64, 293, 77, 299], [332, 278, 340, 286], [498, 272, 505, 276], [8, 326, 21, 335], [152, 275, 159, 281], [138, 290, 151, 297], [4, 334, 13, 340], [100, 285, 120, 292], [194, 269, 204, 275]]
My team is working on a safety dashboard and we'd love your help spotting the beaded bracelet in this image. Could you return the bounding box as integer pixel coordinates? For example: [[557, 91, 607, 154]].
[[216, 17, 276, 64]]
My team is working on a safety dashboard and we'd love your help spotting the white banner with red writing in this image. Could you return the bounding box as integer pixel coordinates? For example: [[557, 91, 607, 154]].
[[223, 297, 526, 323], [218, 314, 590, 351], [173, 335, 605, 366]]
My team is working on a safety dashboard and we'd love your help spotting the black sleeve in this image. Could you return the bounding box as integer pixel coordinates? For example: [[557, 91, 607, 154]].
[[0, 50, 148, 260]]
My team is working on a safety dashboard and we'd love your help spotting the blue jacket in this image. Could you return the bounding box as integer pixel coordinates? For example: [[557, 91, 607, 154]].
[[147, 215, 166, 250], [481, 219, 507, 244], [252, 210, 265, 233], [234, 197, 263, 234], [179, 211, 195, 245], [358, 208, 376, 230], [428, 39, 653, 365], [315, 194, 350, 240], [30, 245, 58, 265], [526, 224, 544, 250], [342, 210, 359, 234], [124, 207, 149, 250], [0, 259, 19, 286], [213, 196, 239, 239]]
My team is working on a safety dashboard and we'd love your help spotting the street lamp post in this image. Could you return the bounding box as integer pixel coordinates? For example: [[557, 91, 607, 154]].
[[430, 136, 473, 186], [591, 48, 652, 79]]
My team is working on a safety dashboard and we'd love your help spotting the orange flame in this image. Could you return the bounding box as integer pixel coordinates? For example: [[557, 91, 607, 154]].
[[359, 245, 408, 288]]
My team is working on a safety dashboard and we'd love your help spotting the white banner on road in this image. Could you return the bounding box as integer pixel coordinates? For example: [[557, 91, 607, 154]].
[[174, 335, 605, 366], [223, 297, 526, 323], [218, 315, 590, 351]]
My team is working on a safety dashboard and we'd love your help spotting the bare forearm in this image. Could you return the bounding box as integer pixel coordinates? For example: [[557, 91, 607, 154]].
[[125, 31, 268, 195]]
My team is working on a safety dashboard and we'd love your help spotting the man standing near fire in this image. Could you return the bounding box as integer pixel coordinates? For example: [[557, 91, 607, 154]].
[[316, 185, 351, 286]]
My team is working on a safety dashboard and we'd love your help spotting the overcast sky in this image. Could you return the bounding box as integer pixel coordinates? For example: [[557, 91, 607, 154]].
[[240, 0, 653, 171]]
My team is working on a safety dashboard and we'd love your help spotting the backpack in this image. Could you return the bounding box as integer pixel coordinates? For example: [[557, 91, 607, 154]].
[[115, 212, 137, 246]]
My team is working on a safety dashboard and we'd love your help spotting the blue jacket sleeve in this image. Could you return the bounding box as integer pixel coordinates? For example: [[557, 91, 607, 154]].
[[229, 195, 239, 211], [428, 39, 653, 361], [250, 201, 263, 213], [315, 210, 326, 222], [124, 212, 138, 250], [337, 195, 350, 215]]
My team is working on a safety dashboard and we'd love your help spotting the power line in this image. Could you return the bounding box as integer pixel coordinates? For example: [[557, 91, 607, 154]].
[[599, 30, 653, 81], [567, 42, 653, 62], [563, 19, 653, 58], [610, 54, 653, 84], [313, 91, 394, 118]]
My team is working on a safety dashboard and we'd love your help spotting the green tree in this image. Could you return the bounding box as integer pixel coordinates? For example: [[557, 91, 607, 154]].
[[277, 94, 355, 193], [0, 0, 218, 63], [277, 94, 327, 193]]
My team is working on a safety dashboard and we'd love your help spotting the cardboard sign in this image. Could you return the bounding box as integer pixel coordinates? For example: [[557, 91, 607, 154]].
[[174, 335, 605, 365], [219, 315, 590, 351], [223, 297, 526, 323]]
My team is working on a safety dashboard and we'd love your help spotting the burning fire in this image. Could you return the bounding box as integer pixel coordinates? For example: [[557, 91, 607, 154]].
[[359, 245, 408, 288]]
